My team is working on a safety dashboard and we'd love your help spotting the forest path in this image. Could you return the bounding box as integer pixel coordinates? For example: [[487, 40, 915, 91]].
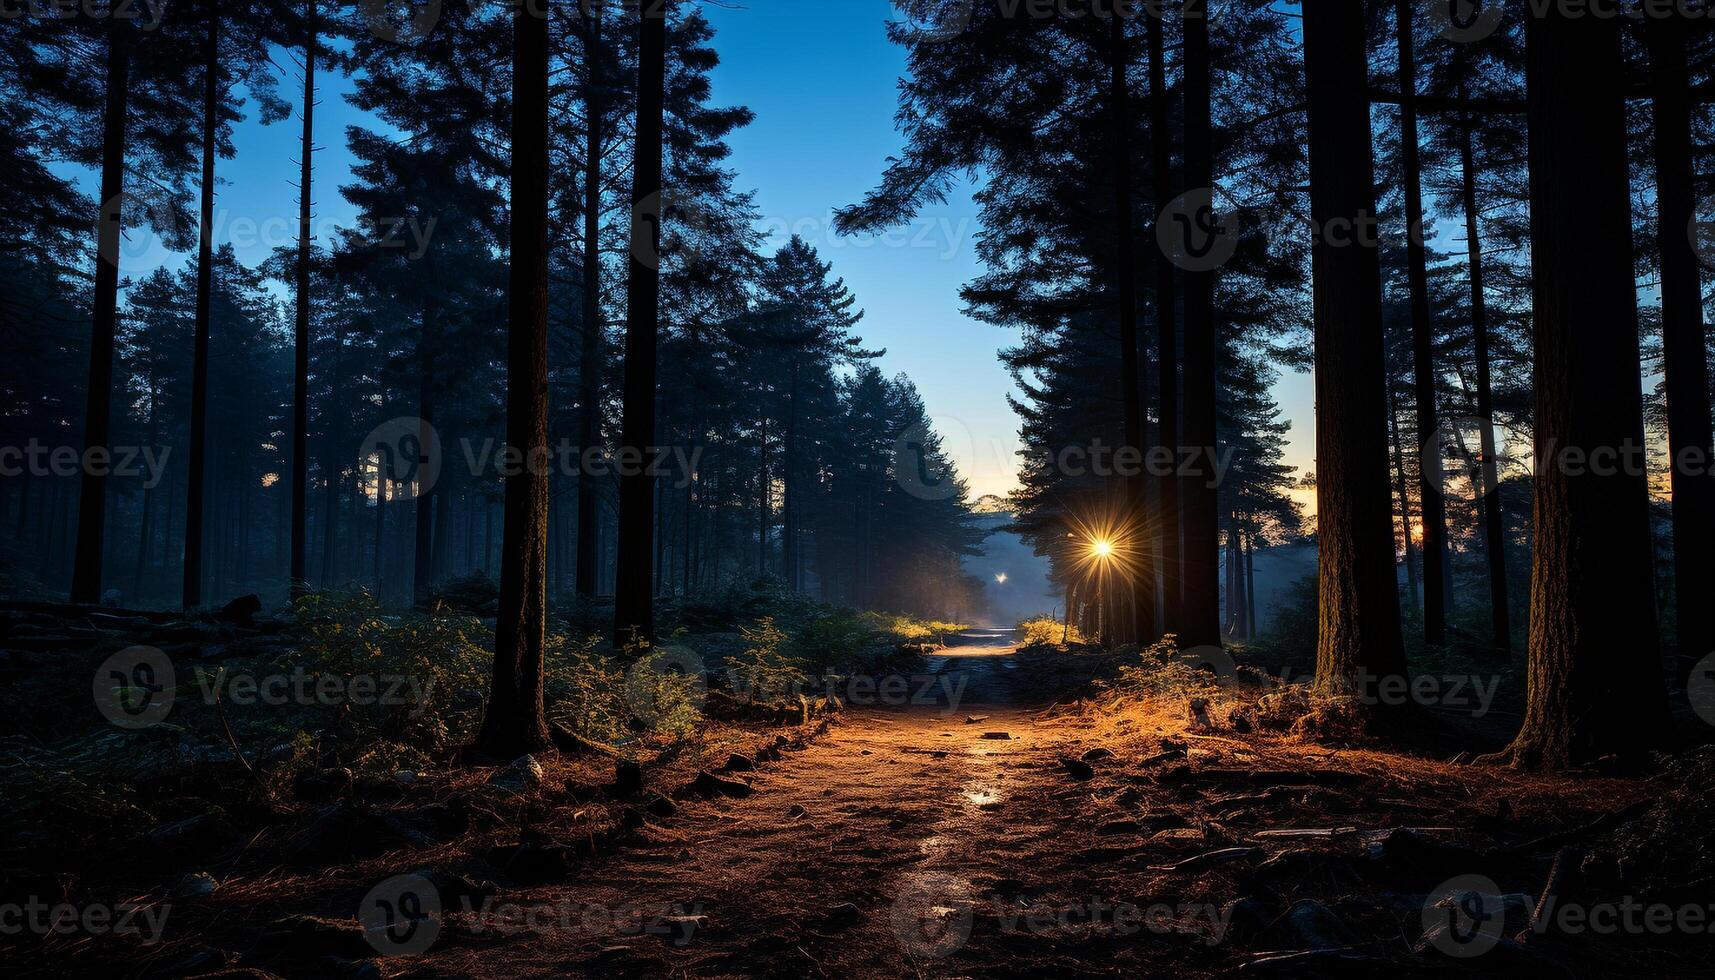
[[414, 631, 1124, 978]]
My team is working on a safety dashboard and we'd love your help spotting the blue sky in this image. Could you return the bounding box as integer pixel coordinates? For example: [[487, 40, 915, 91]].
[[697, 0, 1023, 498], [107, 0, 1320, 501]]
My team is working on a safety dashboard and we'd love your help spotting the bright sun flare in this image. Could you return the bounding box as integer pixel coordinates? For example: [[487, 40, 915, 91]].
[[1091, 539, 1115, 558]]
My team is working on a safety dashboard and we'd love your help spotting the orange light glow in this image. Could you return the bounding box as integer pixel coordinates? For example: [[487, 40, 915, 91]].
[[1063, 508, 1149, 587]]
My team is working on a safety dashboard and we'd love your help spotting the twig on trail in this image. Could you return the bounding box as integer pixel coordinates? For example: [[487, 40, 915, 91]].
[[794, 944, 829, 978], [1252, 827, 1359, 839], [210, 669, 262, 788], [1178, 732, 1249, 745], [1531, 847, 1579, 934], [1148, 846, 1263, 873]]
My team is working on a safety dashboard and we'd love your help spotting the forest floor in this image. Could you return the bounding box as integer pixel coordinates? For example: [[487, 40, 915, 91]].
[[7, 624, 1715, 978]]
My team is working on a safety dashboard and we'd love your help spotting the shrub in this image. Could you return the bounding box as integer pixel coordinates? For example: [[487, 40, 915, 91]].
[[291, 589, 493, 768], [726, 617, 810, 706], [1018, 614, 1083, 647]]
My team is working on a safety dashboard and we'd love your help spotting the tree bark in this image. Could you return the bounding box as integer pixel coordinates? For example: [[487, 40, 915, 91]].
[[1387, 381, 1420, 610], [132, 376, 159, 601], [73, 18, 131, 605], [181, 7, 220, 610], [1502, 12, 1672, 768], [1457, 80, 1513, 654], [1178, 1, 1221, 649], [1108, 11, 1155, 642], [1244, 525, 1257, 638], [1395, 0, 1448, 645], [575, 9, 604, 599], [757, 411, 769, 575], [413, 290, 437, 606], [783, 360, 800, 588], [291, 0, 317, 600], [475, 0, 554, 758], [1145, 8, 1180, 634], [1649, 20, 1715, 673], [1302, 0, 1409, 698], [613, 1, 667, 645]]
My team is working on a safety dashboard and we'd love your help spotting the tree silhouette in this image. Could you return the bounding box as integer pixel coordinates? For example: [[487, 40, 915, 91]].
[[614, 0, 669, 645], [476, 0, 554, 759], [1302, 0, 1407, 699]]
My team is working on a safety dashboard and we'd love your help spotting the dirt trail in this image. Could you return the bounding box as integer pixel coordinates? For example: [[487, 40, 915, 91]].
[[413, 631, 1118, 978], [393, 638, 1672, 980]]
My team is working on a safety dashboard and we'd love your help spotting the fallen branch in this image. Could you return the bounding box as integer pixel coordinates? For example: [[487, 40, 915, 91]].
[[1149, 846, 1263, 873], [210, 670, 262, 789]]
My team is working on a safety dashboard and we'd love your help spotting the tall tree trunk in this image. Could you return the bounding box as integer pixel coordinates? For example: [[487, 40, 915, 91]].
[[319, 323, 343, 588], [1457, 80, 1513, 654], [373, 469, 387, 590], [783, 361, 800, 589], [1223, 522, 1237, 635], [413, 289, 437, 606], [1145, 8, 1180, 633], [484, 494, 494, 575], [1232, 525, 1249, 640], [14, 479, 31, 550], [653, 472, 667, 596], [132, 377, 159, 601], [1244, 525, 1257, 638], [1302, 0, 1408, 698], [757, 412, 769, 575], [613, 1, 667, 645], [1108, 12, 1155, 642], [291, 0, 317, 599], [1178, 1, 1221, 649], [575, 10, 604, 599], [1649, 20, 1715, 673], [1500, 12, 1672, 768], [1097, 12, 1155, 641], [683, 333, 700, 596], [72, 19, 132, 605], [1387, 380, 1421, 610], [181, 8, 220, 610], [432, 465, 452, 582], [476, 0, 554, 758], [1395, 0, 1448, 645]]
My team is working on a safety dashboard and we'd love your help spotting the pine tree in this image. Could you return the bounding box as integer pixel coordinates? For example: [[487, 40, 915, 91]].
[[1302, 0, 1407, 699]]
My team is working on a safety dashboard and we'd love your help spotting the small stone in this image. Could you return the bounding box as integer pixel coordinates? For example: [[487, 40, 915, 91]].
[[980, 732, 1013, 740], [1060, 757, 1095, 780], [1081, 748, 1114, 763], [486, 755, 544, 792], [689, 770, 753, 798], [723, 753, 755, 772], [1188, 697, 1215, 732], [217, 594, 263, 625], [787, 804, 808, 819], [821, 902, 864, 929]]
